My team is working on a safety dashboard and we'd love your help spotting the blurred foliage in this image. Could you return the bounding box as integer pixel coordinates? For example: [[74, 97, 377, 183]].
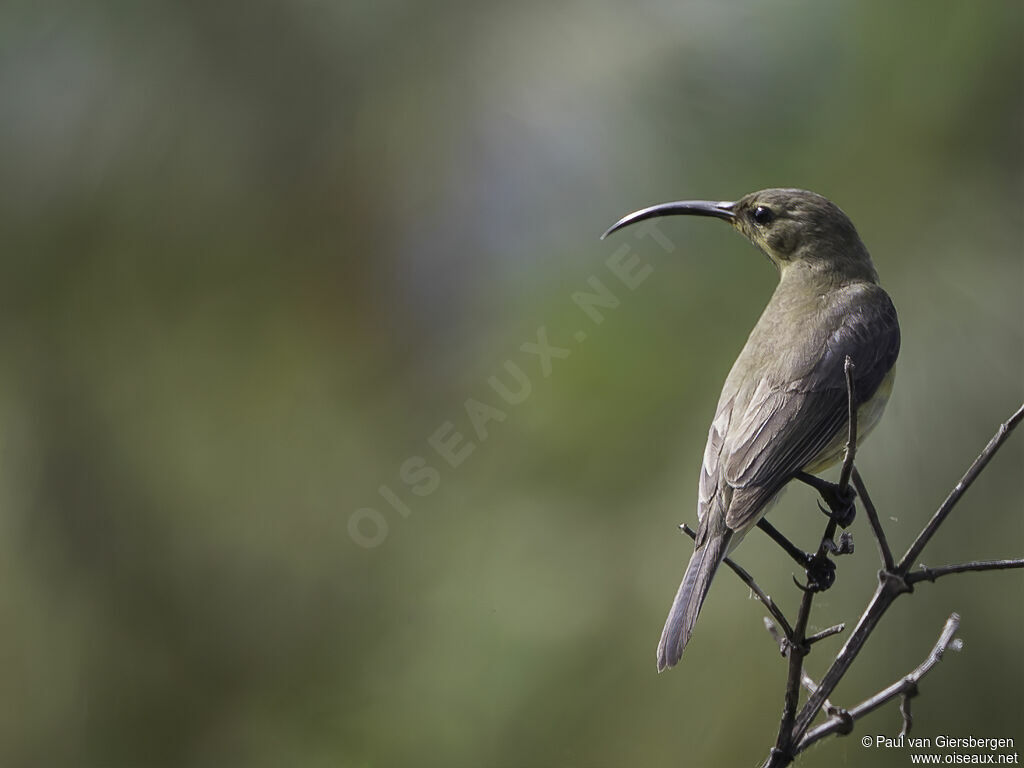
[[1, 1, 1022, 766]]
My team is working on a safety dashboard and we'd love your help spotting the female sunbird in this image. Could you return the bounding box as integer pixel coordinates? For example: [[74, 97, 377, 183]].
[[603, 189, 900, 671]]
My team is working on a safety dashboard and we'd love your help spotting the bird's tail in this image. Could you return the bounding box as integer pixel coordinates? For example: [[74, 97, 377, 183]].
[[656, 526, 732, 672]]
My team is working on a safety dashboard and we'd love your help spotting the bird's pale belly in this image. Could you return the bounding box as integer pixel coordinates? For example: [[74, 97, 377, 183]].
[[802, 366, 896, 475]]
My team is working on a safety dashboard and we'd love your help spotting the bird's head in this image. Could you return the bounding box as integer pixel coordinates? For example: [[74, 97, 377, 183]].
[[603, 188, 878, 283]]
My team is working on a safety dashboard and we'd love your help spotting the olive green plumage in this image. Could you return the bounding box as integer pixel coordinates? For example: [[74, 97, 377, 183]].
[[604, 188, 900, 672]]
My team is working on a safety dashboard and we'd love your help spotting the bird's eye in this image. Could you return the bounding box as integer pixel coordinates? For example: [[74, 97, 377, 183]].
[[752, 206, 774, 225]]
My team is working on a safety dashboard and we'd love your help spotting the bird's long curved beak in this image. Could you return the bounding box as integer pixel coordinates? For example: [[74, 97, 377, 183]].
[[601, 200, 736, 240]]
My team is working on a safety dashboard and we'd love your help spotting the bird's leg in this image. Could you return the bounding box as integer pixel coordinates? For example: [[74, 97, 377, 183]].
[[795, 471, 857, 528], [757, 519, 837, 592], [757, 519, 814, 568]]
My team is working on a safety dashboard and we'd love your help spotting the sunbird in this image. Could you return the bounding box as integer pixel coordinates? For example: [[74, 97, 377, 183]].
[[603, 189, 900, 671]]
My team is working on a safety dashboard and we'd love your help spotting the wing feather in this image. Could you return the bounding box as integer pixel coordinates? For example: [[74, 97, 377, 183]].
[[712, 285, 899, 531]]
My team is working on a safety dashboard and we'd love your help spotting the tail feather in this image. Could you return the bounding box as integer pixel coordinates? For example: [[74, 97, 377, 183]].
[[656, 529, 732, 672]]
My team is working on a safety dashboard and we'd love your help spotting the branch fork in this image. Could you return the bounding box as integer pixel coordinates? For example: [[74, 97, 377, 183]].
[[681, 357, 1024, 768], [764, 394, 1023, 767]]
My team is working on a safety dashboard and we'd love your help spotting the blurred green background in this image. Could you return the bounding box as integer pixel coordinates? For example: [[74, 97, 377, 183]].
[[1, 1, 1022, 766]]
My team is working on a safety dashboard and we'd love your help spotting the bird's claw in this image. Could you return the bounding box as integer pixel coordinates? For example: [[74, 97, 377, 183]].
[[793, 556, 837, 593], [792, 574, 814, 593], [816, 484, 857, 528], [799, 472, 857, 528]]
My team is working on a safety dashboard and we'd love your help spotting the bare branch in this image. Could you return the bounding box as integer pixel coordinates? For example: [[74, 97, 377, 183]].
[[800, 670, 839, 717], [899, 402, 1024, 571], [752, 400, 1024, 767], [770, 586, 815, 765], [837, 356, 857, 493], [762, 359, 861, 768], [791, 402, 1024, 744], [764, 617, 789, 656], [757, 519, 812, 569], [798, 614, 962, 752], [806, 623, 845, 646], [852, 468, 895, 572], [899, 693, 913, 738], [906, 558, 1024, 585]]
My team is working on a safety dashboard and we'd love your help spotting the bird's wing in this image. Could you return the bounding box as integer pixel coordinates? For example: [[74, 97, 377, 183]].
[[720, 286, 900, 531]]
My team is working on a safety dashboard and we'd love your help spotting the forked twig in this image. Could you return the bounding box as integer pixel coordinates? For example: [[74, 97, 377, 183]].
[[766, 357, 861, 765], [898, 403, 1024, 571], [906, 559, 1024, 585], [798, 614, 962, 751], [756, 398, 1024, 768]]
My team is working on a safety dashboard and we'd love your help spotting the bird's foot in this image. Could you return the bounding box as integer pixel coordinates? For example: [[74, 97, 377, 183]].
[[797, 472, 857, 528], [808, 556, 837, 591], [757, 519, 815, 569], [794, 557, 836, 593], [793, 532, 854, 593]]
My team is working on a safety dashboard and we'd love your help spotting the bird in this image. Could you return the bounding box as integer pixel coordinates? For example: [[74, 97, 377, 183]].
[[602, 188, 900, 672]]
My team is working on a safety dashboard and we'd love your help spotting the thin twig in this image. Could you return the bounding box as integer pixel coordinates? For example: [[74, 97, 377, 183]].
[[800, 671, 839, 717], [771, 586, 815, 764], [774, 527, 840, 761], [789, 577, 900, 749], [899, 693, 913, 738], [763, 357, 860, 768], [906, 558, 1024, 585], [791, 402, 1024, 746], [680, 523, 795, 640], [898, 402, 1024, 572], [837, 356, 857, 493], [806, 623, 845, 646], [852, 468, 895, 572], [764, 617, 789, 655], [797, 614, 961, 752], [757, 519, 812, 568]]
